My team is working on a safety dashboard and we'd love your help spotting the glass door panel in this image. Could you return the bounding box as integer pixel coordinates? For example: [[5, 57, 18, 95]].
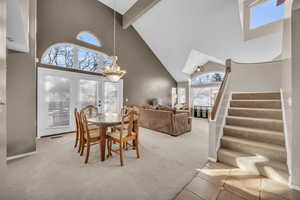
[[38, 68, 75, 137], [79, 79, 98, 109], [46, 76, 71, 128], [103, 81, 123, 113]]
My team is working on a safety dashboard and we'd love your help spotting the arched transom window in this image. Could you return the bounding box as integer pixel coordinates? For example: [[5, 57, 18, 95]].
[[76, 32, 101, 47], [41, 43, 111, 72], [191, 72, 225, 85], [41, 32, 110, 72]]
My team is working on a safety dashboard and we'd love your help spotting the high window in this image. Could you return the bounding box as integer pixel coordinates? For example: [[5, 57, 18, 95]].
[[76, 32, 101, 47], [177, 88, 186, 104], [250, 0, 285, 29], [191, 72, 225, 85], [41, 43, 112, 72], [41, 32, 111, 72]]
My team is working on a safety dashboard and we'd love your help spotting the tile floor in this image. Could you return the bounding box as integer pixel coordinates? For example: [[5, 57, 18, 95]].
[[175, 162, 300, 200]]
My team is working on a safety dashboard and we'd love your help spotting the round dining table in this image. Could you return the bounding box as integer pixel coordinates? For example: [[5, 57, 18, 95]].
[[87, 113, 123, 161]]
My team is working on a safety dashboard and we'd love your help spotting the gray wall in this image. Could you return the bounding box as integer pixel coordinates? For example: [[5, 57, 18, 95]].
[[37, 0, 176, 106], [7, 0, 36, 157]]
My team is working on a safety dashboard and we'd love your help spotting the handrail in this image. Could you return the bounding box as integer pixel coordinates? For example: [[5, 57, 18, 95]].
[[210, 59, 231, 121]]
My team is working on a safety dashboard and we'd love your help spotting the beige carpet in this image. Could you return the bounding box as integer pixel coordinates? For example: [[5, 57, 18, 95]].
[[6, 118, 209, 200]]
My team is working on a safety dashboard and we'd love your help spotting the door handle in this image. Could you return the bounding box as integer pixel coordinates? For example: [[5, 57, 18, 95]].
[[0, 102, 5, 105]]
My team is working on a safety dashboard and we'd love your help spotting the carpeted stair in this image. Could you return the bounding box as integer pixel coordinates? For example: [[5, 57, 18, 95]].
[[218, 92, 289, 184]]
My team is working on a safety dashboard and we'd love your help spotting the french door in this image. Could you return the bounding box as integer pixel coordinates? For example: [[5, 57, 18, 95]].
[[37, 68, 123, 137], [102, 80, 123, 113]]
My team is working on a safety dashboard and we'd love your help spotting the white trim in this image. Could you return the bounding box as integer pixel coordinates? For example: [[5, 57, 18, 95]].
[[289, 183, 300, 191], [208, 157, 217, 162], [216, 91, 232, 152], [7, 151, 36, 161], [280, 89, 292, 175]]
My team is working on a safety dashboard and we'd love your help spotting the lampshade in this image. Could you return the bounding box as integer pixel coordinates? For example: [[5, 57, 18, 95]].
[[102, 56, 126, 82]]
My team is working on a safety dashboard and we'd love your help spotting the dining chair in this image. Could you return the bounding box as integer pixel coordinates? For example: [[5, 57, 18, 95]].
[[107, 110, 140, 166], [74, 108, 81, 150], [82, 105, 98, 116], [79, 110, 105, 164], [74, 108, 99, 153]]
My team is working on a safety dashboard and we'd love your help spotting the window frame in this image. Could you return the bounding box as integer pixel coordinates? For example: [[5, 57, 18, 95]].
[[250, 0, 285, 29], [240, 0, 287, 41]]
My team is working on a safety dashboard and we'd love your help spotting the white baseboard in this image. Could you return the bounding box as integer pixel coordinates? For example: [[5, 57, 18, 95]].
[[289, 184, 300, 191], [7, 151, 37, 161], [208, 157, 217, 162]]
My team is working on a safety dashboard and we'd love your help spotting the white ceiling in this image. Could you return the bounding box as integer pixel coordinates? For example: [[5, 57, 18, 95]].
[[98, 0, 283, 81], [182, 50, 225, 75], [97, 0, 137, 14]]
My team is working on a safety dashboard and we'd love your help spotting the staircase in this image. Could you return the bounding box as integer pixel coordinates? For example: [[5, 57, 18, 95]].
[[218, 92, 289, 184]]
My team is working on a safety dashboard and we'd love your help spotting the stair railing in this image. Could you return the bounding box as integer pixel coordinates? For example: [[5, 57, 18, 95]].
[[210, 59, 231, 121]]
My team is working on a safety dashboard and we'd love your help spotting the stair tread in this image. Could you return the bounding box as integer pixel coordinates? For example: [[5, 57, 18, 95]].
[[224, 125, 284, 136], [221, 136, 286, 152], [227, 116, 283, 123], [231, 99, 281, 102], [218, 148, 289, 172], [232, 92, 280, 94], [229, 107, 282, 112]]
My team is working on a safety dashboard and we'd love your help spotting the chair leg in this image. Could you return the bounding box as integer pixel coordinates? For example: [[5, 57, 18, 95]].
[[85, 144, 90, 164], [109, 139, 113, 157], [78, 138, 82, 153], [119, 142, 124, 166], [135, 139, 140, 159], [80, 141, 85, 156], [107, 139, 110, 158], [74, 131, 79, 148]]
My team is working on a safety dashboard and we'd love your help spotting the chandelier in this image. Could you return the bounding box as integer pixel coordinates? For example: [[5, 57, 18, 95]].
[[103, 56, 126, 82], [101, 0, 126, 82]]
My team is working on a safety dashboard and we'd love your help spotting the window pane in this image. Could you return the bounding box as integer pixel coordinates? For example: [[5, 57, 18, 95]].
[[45, 76, 71, 128], [178, 88, 186, 104], [78, 48, 101, 72], [79, 79, 98, 109], [192, 87, 219, 107], [42, 44, 112, 72], [192, 72, 224, 85], [103, 82, 120, 113], [42, 45, 74, 68], [77, 32, 101, 47], [251, 0, 285, 29]]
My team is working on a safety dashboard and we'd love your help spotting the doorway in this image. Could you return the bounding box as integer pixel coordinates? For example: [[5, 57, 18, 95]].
[[37, 68, 123, 137]]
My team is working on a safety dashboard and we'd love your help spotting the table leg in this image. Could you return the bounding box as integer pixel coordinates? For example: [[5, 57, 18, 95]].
[[99, 127, 107, 161]]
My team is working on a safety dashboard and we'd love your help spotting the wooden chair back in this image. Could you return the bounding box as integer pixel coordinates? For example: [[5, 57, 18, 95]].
[[79, 111, 92, 142], [74, 108, 80, 134], [74, 108, 82, 149], [119, 109, 140, 138], [82, 105, 98, 117]]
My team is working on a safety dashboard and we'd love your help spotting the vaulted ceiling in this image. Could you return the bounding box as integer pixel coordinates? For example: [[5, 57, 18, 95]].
[[98, 0, 283, 81]]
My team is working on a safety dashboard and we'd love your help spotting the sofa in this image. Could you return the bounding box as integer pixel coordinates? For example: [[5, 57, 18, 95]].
[[138, 105, 192, 136]]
